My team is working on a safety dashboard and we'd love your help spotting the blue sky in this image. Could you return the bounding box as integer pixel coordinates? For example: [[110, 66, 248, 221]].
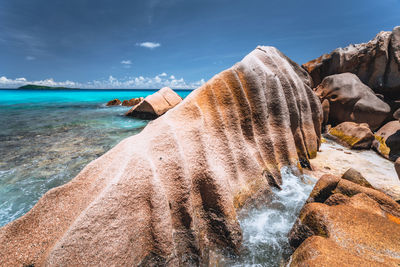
[[0, 0, 399, 89]]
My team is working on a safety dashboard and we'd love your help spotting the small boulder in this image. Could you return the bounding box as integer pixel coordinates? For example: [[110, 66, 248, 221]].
[[125, 87, 182, 119], [122, 97, 143, 106], [106, 99, 121, 106], [341, 168, 373, 189], [373, 120, 400, 161], [328, 121, 374, 149], [315, 73, 390, 131]]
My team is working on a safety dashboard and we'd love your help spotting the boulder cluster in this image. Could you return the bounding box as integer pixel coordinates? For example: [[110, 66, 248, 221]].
[[305, 27, 400, 168], [288, 171, 400, 266], [106, 97, 143, 106]]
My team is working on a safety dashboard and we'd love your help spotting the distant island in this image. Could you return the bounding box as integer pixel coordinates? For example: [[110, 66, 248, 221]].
[[18, 84, 79, 90]]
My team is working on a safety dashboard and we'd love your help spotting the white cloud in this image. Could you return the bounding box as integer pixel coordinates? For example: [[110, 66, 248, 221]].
[[120, 60, 132, 65], [159, 72, 167, 77], [137, 42, 161, 49], [0, 74, 206, 89], [26, 56, 36, 61]]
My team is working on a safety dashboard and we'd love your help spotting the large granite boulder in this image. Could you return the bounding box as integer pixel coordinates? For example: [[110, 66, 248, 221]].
[[328, 121, 374, 149], [304, 26, 400, 99], [289, 174, 400, 266], [373, 120, 400, 161], [0, 46, 322, 266], [125, 87, 182, 119], [315, 73, 390, 130]]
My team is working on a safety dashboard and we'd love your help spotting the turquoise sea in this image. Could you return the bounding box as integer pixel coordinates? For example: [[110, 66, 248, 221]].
[[0, 89, 192, 227]]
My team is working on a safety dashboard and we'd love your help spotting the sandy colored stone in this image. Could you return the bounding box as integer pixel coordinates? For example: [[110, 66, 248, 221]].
[[125, 87, 182, 118], [315, 73, 390, 131], [328, 121, 374, 149], [303, 26, 400, 99], [289, 175, 400, 266], [341, 168, 373, 188], [0, 46, 322, 266]]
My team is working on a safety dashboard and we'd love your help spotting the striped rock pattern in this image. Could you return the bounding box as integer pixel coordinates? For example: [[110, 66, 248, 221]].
[[0, 46, 322, 266]]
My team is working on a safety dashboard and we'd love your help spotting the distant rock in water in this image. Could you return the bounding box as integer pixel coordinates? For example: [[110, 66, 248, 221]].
[[315, 73, 390, 130], [0, 46, 322, 266], [288, 173, 400, 266], [303, 26, 400, 99], [18, 84, 79, 90], [121, 97, 143, 106], [106, 98, 122, 106], [125, 87, 182, 119]]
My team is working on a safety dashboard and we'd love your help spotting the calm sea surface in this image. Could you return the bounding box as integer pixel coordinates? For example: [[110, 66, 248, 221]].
[[0, 89, 192, 226]]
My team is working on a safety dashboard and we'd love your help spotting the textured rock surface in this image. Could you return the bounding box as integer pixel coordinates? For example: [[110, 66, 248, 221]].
[[122, 97, 143, 106], [125, 87, 182, 119], [328, 122, 374, 149], [373, 120, 400, 161], [0, 46, 322, 266], [106, 98, 121, 106], [303, 26, 400, 98], [289, 174, 400, 266], [315, 73, 390, 130], [341, 168, 373, 188]]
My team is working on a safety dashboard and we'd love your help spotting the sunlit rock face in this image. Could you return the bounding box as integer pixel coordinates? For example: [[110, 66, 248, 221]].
[[289, 174, 400, 266], [0, 46, 322, 266], [304, 26, 400, 98]]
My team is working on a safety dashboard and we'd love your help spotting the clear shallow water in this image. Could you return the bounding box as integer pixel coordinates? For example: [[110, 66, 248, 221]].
[[0, 89, 192, 226]]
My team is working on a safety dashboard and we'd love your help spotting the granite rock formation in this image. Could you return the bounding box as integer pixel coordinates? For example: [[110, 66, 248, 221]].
[[0, 46, 323, 266], [122, 97, 143, 106], [289, 174, 400, 266], [328, 122, 374, 149], [303, 26, 400, 99], [106, 98, 122, 106], [125, 87, 182, 119], [373, 120, 400, 161], [315, 73, 390, 130]]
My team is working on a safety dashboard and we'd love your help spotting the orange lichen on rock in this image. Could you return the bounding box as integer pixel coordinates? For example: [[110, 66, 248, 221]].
[[289, 173, 400, 266]]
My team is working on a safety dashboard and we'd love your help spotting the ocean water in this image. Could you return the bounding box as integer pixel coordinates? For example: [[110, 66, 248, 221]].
[[0, 89, 192, 227]]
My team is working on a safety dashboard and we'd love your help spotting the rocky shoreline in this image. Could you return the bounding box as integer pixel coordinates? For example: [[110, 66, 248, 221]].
[[1, 27, 400, 266]]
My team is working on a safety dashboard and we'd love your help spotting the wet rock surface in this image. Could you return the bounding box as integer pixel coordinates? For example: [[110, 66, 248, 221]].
[[288, 173, 400, 266], [0, 46, 322, 266]]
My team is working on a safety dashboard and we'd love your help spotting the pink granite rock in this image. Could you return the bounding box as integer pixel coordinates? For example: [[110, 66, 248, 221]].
[[0, 46, 322, 266]]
